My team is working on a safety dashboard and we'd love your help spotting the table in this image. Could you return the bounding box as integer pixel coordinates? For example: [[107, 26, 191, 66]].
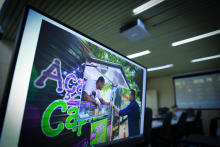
[[178, 135, 220, 147], [152, 115, 164, 120], [152, 117, 194, 129]]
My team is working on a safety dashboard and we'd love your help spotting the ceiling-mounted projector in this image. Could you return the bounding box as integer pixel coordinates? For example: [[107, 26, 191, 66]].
[[120, 19, 150, 42]]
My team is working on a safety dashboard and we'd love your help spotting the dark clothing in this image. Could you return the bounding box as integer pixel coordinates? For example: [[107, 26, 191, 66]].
[[119, 99, 140, 136]]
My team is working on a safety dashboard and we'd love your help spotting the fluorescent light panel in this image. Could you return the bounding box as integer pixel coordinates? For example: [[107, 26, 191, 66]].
[[133, 0, 164, 15], [127, 50, 150, 59], [172, 29, 220, 46], [191, 54, 220, 63], [148, 64, 173, 71]]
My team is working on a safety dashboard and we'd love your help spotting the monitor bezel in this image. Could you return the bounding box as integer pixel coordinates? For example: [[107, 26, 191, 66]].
[[0, 5, 148, 146]]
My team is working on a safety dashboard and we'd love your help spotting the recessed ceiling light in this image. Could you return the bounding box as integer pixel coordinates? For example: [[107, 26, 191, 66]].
[[172, 29, 220, 47], [191, 54, 220, 63], [127, 50, 150, 59], [148, 64, 173, 71], [133, 0, 165, 15]]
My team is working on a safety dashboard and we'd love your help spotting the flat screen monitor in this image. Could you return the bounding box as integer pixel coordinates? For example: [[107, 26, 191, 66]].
[[0, 6, 147, 147], [158, 107, 169, 115], [173, 71, 220, 109]]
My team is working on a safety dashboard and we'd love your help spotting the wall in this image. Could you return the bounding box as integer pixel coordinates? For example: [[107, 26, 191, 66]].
[[146, 89, 158, 115], [147, 76, 220, 133], [0, 39, 14, 105], [147, 77, 175, 110]]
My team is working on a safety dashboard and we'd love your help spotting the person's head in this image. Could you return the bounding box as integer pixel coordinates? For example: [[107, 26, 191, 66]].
[[172, 105, 178, 112], [129, 89, 135, 101], [96, 76, 105, 90]]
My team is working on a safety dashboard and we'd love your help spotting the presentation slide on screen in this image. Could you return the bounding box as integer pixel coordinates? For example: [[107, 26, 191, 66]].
[[0, 8, 147, 147], [174, 73, 220, 109]]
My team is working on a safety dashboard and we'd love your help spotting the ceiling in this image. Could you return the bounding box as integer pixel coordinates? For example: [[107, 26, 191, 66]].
[[0, 0, 220, 79]]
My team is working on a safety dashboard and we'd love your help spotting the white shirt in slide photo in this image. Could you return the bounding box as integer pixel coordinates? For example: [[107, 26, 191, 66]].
[[83, 79, 101, 99]]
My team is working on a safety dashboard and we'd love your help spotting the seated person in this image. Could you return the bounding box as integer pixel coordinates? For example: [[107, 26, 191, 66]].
[[82, 76, 109, 107], [171, 105, 181, 117]]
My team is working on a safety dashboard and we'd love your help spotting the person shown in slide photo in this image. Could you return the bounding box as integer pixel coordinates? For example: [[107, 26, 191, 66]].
[[82, 76, 110, 107], [110, 89, 140, 137]]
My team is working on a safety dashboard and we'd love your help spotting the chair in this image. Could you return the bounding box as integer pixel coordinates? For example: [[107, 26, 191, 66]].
[[144, 107, 152, 146], [132, 107, 152, 147], [174, 112, 188, 137], [187, 108, 195, 117], [185, 108, 194, 135], [171, 112, 188, 146], [152, 112, 172, 147], [190, 109, 203, 134], [210, 117, 220, 137]]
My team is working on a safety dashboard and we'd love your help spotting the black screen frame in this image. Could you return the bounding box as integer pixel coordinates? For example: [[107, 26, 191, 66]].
[[0, 5, 148, 146]]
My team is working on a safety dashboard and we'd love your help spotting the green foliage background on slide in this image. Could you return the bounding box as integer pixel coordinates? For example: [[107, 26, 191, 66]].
[[82, 39, 143, 102]]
